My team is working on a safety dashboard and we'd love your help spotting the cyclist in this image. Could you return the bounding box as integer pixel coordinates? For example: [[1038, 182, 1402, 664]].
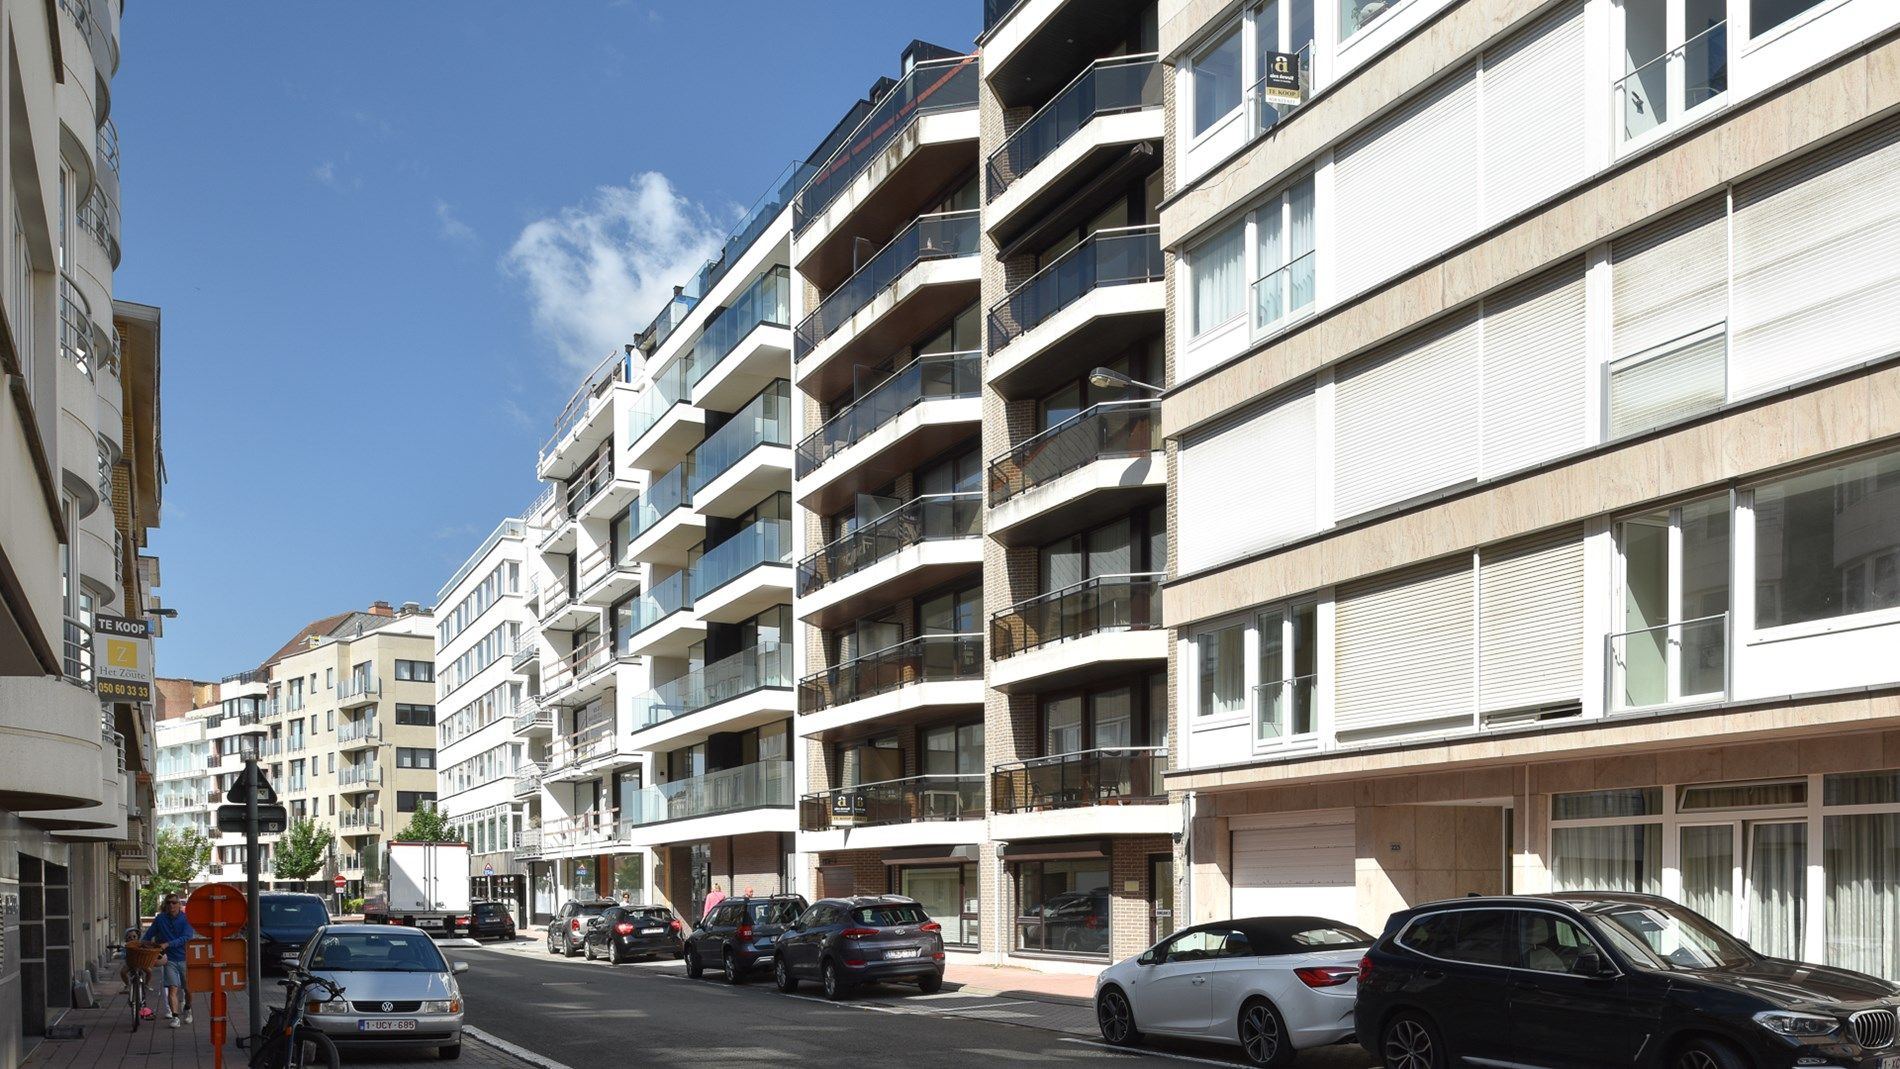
[[116, 926, 156, 1021], [143, 894, 197, 1028]]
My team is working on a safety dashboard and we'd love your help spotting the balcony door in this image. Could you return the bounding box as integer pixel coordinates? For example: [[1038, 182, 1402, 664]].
[[1618, 0, 1727, 144], [839, 735, 900, 788], [1615, 496, 1729, 708]]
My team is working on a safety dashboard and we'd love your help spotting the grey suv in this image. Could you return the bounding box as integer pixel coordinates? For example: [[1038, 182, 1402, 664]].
[[546, 899, 614, 957], [773, 895, 945, 1000], [684, 895, 806, 983]]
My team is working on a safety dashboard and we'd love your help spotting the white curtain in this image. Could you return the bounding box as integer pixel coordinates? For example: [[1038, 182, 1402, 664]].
[[1196, 625, 1247, 717], [1552, 825, 1662, 894], [1679, 825, 1734, 929], [1192, 222, 1246, 335], [1748, 822, 1807, 961], [1824, 813, 1900, 980]]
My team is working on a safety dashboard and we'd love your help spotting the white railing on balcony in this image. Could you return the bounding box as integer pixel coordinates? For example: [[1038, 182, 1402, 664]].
[[338, 807, 382, 831], [337, 717, 382, 745], [542, 808, 620, 851], [338, 764, 383, 788], [548, 724, 618, 772], [337, 673, 382, 703], [513, 764, 544, 798]]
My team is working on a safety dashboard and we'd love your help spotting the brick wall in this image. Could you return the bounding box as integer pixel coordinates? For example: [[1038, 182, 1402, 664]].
[[1110, 835, 1175, 960]]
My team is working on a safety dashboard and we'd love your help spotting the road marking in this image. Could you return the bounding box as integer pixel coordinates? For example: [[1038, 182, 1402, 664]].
[[463, 1026, 581, 1069], [1058, 1038, 1241, 1066]]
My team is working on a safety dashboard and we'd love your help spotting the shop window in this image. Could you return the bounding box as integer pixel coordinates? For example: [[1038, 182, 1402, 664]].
[[899, 863, 979, 947], [1014, 859, 1112, 957]]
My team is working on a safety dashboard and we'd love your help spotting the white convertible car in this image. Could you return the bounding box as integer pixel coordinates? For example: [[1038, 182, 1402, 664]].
[[1095, 916, 1373, 1066]]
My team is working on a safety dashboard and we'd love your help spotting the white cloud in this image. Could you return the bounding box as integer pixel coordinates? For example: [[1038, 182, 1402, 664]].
[[434, 199, 477, 245], [504, 172, 723, 371], [312, 158, 361, 192]]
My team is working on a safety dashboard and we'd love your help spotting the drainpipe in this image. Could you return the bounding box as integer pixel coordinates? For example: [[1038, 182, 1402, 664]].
[[1179, 789, 1196, 929]]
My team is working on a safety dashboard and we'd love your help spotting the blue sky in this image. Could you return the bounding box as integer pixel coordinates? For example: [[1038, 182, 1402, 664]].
[[117, 2, 977, 680]]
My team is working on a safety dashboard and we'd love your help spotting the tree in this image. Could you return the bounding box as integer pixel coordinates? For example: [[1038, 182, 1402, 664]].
[[144, 827, 210, 913], [395, 802, 458, 843], [271, 819, 331, 882]]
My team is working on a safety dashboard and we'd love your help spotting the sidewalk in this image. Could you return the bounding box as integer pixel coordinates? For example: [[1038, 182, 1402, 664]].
[[24, 977, 528, 1069]]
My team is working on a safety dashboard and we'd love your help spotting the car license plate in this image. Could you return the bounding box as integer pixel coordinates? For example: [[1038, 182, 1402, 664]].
[[358, 1020, 417, 1032], [885, 948, 920, 959], [639, 928, 663, 935], [1877, 1057, 1898, 1069]]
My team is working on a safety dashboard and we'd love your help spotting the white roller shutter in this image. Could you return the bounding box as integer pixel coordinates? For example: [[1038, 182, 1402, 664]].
[[1232, 816, 1356, 921], [1334, 560, 1476, 741], [1334, 68, 1481, 301], [1730, 119, 1900, 398], [1478, 532, 1585, 715], [1177, 388, 1318, 575], [1334, 313, 1480, 520], [1606, 328, 1727, 439], [1481, 265, 1587, 477], [1611, 198, 1729, 362], [1482, 1, 1588, 225]]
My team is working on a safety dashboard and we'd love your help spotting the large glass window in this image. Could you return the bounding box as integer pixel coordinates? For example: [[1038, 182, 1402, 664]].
[[1194, 622, 1246, 718], [1824, 810, 1900, 981], [1615, 495, 1731, 708], [1617, 0, 1727, 143], [1190, 26, 1243, 137], [1754, 450, 1900, 629], [1255, 603, 1317, 743], [1551, 825, 1662, 894], [1014, 859, 1111, 957], [1252, 176, 1316, 334], [899, 863, 979, 947], [1750, 0, 1823, 36], [1189, 221, 1246, 337]]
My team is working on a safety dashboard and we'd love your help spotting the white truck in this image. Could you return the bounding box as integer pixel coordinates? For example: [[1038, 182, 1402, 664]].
[[366, 840, 472, 934]]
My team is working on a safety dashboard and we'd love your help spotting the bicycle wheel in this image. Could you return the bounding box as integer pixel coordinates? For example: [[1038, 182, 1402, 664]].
[[129, 977, 144, 1032], [292, 1027, 339, 1069]]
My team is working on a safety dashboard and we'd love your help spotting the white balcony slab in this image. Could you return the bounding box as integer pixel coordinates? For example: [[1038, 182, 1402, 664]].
[[988, 628, 1169, 693]]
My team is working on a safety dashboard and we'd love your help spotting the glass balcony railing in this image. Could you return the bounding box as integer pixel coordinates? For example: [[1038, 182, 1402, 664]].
[[1245, 44, 1315, 140], [630, 458, 694, 540], [988, 226, 1163, 352], [797, 633, 983, 714], [623, 761, 794, 827], [630, 642, 791, 732], [801, 774, 985, 832], [987, 400, 1160, 506], [1608, 613, 1728, 711], [983, 0, 1028, 31], [627, 354, 692, 447], [638, 290, 701, 357], [689, 519, 791, 599], [987, 55, 1162, 201], [688, 266, 791, 387], [698, 162, 813, 296], [1254, 676, 1317, 743], [628, 569, 693, 638], [1252, 250, 1317, 337], [337, 674, 382, 703], [688, 382, 792, 494], [541, 351, 634, 466], [795, 55, 979, 231], [794, 210, 981, 359], [338, 765, 383, 788], [795, 492, 981, 596], [543, 808, 620, 850], [991, 747, 1168, 813], [990, 573, 1164, 660], [1615, 21, 1727, 144], [795, 350, 980, 477]]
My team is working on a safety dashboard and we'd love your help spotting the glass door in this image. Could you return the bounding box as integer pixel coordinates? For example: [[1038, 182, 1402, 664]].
[[1150, 854, 1176, 944], [1615, 498, 1729, 709], [1746, 821, 1807, 960]]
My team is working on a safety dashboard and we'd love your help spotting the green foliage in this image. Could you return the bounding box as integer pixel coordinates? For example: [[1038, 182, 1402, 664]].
[[395, 803, 458, 843], [343, 897, 365, 915], [270, 819, 332, 881], [143, 827, 211, 913]]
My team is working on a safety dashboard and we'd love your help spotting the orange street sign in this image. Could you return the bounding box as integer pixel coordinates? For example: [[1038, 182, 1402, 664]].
[[186, 883, 248, 934]]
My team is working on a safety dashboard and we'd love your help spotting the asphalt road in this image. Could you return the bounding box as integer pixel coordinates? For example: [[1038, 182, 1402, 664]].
[[444, 941, 1380, 1069]]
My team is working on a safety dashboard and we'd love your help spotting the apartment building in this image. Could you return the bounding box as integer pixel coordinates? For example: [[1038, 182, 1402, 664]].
[[203, 604, 438, 896], [153, 710, 214, 857], [0, 0, 168, 1061], [433, 517, 537, 908], [527, 151, 805, 918], [1156, 0, 1900, 982]]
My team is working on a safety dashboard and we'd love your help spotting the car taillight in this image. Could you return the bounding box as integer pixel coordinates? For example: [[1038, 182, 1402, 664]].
[[1356, 956, 1374, 984], [918, 922, 941, 932], [841, 927, 878, 939], [669, 919, 682, 932], [570, 919, 582, 932], [455, 916, 470, 927], [1084, 916, 1101, 929], [614, 922, 634, 936], [1295, 966, 1358, 988], [737, 924, 753, 941]]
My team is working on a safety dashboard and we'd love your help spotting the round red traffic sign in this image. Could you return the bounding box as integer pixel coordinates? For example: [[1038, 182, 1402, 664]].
[[333, 875, 347, 889]]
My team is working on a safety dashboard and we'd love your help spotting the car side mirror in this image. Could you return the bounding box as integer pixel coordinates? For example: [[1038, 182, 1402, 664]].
[[452, 961, 470, 975], [1573, 950, 1611, 978], [1137, 950, 1157, 966]]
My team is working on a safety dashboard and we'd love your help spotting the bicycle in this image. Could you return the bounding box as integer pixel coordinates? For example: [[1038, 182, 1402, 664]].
[[109, 938, 163, 1031], [246, 966, 343, 1069]]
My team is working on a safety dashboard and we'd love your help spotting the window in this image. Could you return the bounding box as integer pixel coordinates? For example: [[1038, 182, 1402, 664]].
[[1255, 602, 1318, 743], [1753, 449, 1900, 629], [1340, 0, 1396, 39], [1617, 0, 1727, 144], [1615, 496, 1730, 709], [1251, 176, 1316, 334], [394, 660, 434, 683], [395, 703, 436, 727], [899, 863, 979, 947], [1190, 26, 1243, 137], [396, 747, 435, 770], [326, 668, 335, 689], [1552, 825, 1662, 895], [1751, 0, 1824, 35], [1517, 913, 1603, 974], [1014, 859, 1112, 956], [1194, 623, 1246, 718], [396, 791, 435, 813], [1164, 929, 1225, 963], [1188, 221, 1246, 337]]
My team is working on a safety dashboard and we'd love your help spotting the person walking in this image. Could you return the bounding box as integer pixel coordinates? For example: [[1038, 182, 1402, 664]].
[[701, 883, 727, 919], [142, 894, 196, 1028]]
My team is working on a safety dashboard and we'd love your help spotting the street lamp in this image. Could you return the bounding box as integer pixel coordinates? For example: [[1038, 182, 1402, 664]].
[[1088, 367, 1165, 394]]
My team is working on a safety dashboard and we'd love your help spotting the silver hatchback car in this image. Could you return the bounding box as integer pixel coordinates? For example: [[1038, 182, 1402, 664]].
[[299, 923, 468, 1059]]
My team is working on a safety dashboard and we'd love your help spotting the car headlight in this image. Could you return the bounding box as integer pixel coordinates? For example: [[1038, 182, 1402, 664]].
[[1753, 1010, 1839, 1037], [420, 1000, 461, 1014], [306, 1000, 350, 1015]]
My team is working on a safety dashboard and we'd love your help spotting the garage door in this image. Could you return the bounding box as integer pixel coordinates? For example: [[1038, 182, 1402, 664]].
[[1231, 814, 1356, 922]]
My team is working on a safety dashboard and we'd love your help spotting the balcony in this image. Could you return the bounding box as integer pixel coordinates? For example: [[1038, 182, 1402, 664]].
[[989, 573, 1165, 692], [687, 382, 792, 517], [515, 829, 543, 859], [698, 163, 810, 300], [986, 55, 1162, 237], [800, 774, 985, 832], [688, 266, 794, 413], [337, 853, 364, 872], [336, 674, 381, 707], [337, 718, 382, 749], [625, 356, 706, 473], [338, 765, 383, 790], [560, 444, 632, 523], [991, 747, 1168, 813], [1607, 613, 1729, 712], [338, 807, 382, 832], [797, 634, 983, 736], [987, 226, 1164, 396], [794, 493, 983, 628], [638, 291, 699, 359], [510, 636, 538, 671], [986, 400, 1162, 544], [627, 458, 705, 568], [61, 616, 91, 688], [542, 808, 620, 853], [539, 350, 634, 478], [547, 726, 620, 779], [575, 539, 638, 608], [542, 632, 631, 705], [622, 761, 794, 841], [630, 642, 792, 746], [622, 569, 702, 659], [793, 211, 981, 395], [513, 764, 544, 799], [688, 520, 792, 624], [795, 350, 982, 514], [511, 696, 552, 736]]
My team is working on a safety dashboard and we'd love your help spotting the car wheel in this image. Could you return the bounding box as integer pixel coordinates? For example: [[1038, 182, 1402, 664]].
[[822, 959, 851, 1001], [775, 957, 799, 994], [582, 940, 594, 961], [563, 935, 580, 958], [1672, 1039, 1746, 1069], [916, 971, 942, 995], [684, 948, 704, 979], [1238, 997, 1294, 1067], [724, 949, 745, 985], [438, 1042, 462, 1060], [608, 945, 625, 966], [1096, 986, 1141, 1047], [1382, 1012, 1446, 1069], [546, 934, 558, 955]]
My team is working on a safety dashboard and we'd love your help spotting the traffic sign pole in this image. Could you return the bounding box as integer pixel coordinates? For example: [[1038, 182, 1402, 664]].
[[244, 756, 262, 1043]]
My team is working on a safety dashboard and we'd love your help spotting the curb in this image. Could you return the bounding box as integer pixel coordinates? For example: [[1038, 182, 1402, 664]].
[[947, 983, 1092, 1009], [463, 1026, 580, 1069]]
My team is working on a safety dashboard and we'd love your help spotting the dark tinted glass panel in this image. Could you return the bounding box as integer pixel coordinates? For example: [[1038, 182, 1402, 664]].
[[852, 905, 930, 927]]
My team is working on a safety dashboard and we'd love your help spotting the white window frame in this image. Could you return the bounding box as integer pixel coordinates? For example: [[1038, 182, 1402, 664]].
[[1186, 19, 1246, 146], [1186, 599, 1327, 756], [1610, 0, 1731, 154], [1741, 445, 1900, 643]]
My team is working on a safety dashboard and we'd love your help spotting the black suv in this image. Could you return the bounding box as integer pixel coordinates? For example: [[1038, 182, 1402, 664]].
[[546, 898, 615, 957], [773, 895, 945, 1000], [585, 904, 685, 964], [459, 900, 517, 941], [1355, 893, 1900, 1069], [684, 895, 806, 983], [257, 892, 331, 973]]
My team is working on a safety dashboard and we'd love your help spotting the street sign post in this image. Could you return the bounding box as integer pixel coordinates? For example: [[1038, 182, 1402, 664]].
[[185, 883, 248, 1069], [333, 874, 346, 890], [242, 757, 264, 1045]]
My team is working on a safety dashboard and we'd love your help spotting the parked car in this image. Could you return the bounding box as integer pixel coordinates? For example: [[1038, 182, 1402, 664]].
[[1020, 889, 1111, 953], [1355, 892, 1900, 1069], [683, 895, 806, 983], [456, 900, 516, 942], [584, 904, 685, 964], [546, 899, 614, 957], [1095, 916, 1373, 1066], [773, 895, 944, 1000], [257, 892, 333, 974], [300, 923, 469, 1060]]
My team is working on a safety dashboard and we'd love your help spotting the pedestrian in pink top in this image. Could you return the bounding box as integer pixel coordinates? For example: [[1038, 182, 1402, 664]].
[[702, 883, 727, 919]]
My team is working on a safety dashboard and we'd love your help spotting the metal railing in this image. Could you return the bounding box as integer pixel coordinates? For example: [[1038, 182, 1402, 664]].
[[1245, 44, 1314, 140], [1254, 676, 1318, 742], [548, 724, 618, 772], [699, 163, 813, 296], [515, 829, 542, 858], [537, 580, 572, 622], [795, 350, 980, 477], [990, 573, 1164, 660], [988, 226, 1162, 351], [795, 55, 980, 231], [575, 540, 634, 599], [797, 633, 982, 713], [336, 718, 382, 745], [337, 674, 382, 703], [437, 517, 528, 604], [688, 383, 791, 493], [1606, 613, 1729, 712], [561, 446, 618, 519], [688, 266, 791, 386], [540, 350, 633, 466], [690, 520, 791, 599], [337, 853, 364, 872], [221, 668, 269, 685], [987, 55, 1161, 200], [1252, 249, 1317, 336], [97, 118, 120, 178], [630, 642, 791, 731], [983, 0, 1027, 31], [512, 697, 551, 734], [77, 187, 119, 263], [988, 400, 1160, 505], [510, 636, 538, 671], [638, 290, 700, 357], [338, 807, 382, 831], [1615, 21, 1727, 143], [796, 492, 981, 596], [513, 765, 544, 798], [623, 762, 794, 827], [631, 457, 694, 540], [59, 275, 94, 380], [801, 774, 985, 832], [794, 210, 981, 359], [991, 747, 1169, 813], [543, 808, 621, 851], [544, 632, 623, 697], [338, 765, 383, 788], [62, 616, 93, 687]]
